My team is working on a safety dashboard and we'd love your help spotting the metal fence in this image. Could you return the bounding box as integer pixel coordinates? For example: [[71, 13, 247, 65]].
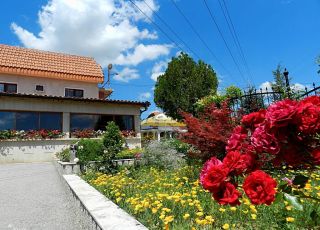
[[229, 83, 320, 116]]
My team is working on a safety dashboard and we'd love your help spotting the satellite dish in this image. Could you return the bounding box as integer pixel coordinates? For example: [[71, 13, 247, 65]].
[[108, 64, 113, 70]]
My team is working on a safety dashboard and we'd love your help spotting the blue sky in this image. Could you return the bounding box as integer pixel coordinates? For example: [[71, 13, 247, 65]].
[[1, 0, 320, 118]]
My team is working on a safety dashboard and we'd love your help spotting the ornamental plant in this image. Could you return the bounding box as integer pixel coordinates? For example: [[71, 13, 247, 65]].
[[181, 102, 237, 160], [200, 96, 320, 207]]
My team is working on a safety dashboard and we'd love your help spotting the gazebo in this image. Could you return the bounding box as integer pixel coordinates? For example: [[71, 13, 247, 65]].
[[141, 112, 186, 141]]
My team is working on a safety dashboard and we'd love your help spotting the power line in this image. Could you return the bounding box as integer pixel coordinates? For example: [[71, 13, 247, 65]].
[[218, 0, 255, 85], [128, 0, 186, 54], [169, 0, 232, 77], [203, 0, 250, 86], [141, 0, 202, 60]]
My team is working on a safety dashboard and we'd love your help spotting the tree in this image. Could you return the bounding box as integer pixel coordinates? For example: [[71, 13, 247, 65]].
[[180, 102, 236, 161], [102, 121, 124, 163], [271, 64, 287, 93], [154, 53, 218, 120]]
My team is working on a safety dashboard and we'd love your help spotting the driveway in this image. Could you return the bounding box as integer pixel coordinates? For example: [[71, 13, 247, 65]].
[[0, 162, 92, 230]]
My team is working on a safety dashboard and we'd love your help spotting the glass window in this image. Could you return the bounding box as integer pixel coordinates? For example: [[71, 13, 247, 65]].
[[70, 114, 99, 131], [0, 111, 15, 130], [40, 113, 62, 130], [96, 115, 114, 130], [16, 112, 39, 131], [115, 115, 134, 131], [0, 83, 17, 93], [36, 85, 44, 91], [65, 88, 84, 98]]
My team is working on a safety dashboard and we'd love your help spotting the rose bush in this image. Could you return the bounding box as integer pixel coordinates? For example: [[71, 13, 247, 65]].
[[200, 96, 320, 206]]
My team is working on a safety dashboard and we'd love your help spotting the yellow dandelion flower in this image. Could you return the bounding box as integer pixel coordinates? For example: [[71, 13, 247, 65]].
[[164, 215, 174, 224], [251, 214, 257, 220], [230, 207, 237, 211], [152, 208, 158, 214], [286, 206, 292, 211], [286, 217, 295, 222], [183, 213, 190, 219], [196, 212, 203, 217], [116, 197, 122, 202], [219, 208, 226, 212], [205, 215, 214, 223], [222, 223, 230, 229]]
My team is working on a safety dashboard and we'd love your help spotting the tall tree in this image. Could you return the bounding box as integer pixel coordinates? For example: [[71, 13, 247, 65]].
[[271, 64, 287, 93], [154, 53, 218, 120]]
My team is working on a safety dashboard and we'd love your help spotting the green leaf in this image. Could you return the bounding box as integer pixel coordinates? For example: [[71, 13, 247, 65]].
[[292, 175, 309, 188], [310, 210, 320, 225], [284, 193, 303, 211]]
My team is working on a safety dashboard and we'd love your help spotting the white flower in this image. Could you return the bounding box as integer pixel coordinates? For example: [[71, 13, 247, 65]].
[[74, 158, 79, 163], [103, 149, 108, 154]]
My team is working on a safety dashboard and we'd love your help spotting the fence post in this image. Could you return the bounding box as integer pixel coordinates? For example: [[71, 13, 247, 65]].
[[283, 68, 291, 98]]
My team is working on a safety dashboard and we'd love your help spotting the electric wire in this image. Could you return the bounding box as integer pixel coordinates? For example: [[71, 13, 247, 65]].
[[141, 0, 202, 60], [169, 0, 233, 77], [203, 0, 250, 86], [128, 0, 186, 54], [218, 0, 254, 85]]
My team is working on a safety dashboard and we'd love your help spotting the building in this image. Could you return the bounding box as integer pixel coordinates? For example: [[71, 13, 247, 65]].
[[141, 111, 186, 141], [0, 44, 149, 163]]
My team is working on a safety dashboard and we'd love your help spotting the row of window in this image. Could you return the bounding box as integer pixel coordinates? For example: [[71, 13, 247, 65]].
[[0, 82, 84, 98], [0, 111, 134, 131]]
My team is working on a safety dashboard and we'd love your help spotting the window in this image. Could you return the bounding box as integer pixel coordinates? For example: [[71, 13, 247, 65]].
[[70, 114, 99, 131], [65, 88, 84, 98], [16, 112, 39, 131], [36, 85, 44, 92], [0, 83, 17, 93], [40, 113, 62, 130], [115, 115, 134, 131], [0, 112, 15, 130], [0, 111, 62, 131]]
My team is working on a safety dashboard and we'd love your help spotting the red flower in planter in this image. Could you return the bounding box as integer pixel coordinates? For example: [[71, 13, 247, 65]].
[[243, 170, 277, 205], [212, 182, 241, 206], [265, 99, 297, 128]]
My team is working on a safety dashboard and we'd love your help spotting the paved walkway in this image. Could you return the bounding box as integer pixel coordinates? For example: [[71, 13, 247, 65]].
[[0, 162, 92, 230]]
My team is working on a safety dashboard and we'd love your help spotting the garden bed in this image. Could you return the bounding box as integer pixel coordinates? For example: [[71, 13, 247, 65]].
[[84, 166, 320, 230]]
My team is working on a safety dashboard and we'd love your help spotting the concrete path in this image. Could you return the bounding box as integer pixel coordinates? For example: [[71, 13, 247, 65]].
[[0, 162, 92, 230]]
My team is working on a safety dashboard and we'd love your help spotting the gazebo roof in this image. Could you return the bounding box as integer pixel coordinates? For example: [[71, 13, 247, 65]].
[[141, 113, 186, 127]]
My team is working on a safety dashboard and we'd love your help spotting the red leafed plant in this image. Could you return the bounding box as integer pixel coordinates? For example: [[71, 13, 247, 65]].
[[180, 102, 238, 160], [200, 96, 320, 207]]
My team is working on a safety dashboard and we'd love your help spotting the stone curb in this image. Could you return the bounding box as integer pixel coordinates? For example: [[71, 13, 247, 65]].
[[63, 174, 148, 230]]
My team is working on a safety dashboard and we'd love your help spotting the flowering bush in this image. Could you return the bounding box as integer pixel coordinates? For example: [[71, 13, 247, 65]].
[[71, 129, 97, 138], [200, 96, 320, 207], [181, 102, 237, 160], [0, 129, 63, 140], [121, 130, 137, 138]]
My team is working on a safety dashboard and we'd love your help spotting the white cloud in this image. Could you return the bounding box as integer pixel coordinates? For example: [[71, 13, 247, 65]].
[[11, 0, 171, 68], [259, 81, 273, 92], [150, 60, 168, 81], [113, 67, 140, 83], [291, 83, 306, 92], [139, 92, 151, 101]]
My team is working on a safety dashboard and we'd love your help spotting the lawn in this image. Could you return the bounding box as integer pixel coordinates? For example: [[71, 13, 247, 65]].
[[84, 165, 320, 230]]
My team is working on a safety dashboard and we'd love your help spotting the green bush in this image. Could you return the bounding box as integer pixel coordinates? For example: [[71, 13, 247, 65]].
[[56, 148, 70, 162], [102, 121, 124, 161], [115, 148, 143, 159], [143, 140, 185, 170], [167, 138, 190, 155], [76, 139, 105, 164]]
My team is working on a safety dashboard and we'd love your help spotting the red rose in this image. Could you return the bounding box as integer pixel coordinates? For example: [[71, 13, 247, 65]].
[[311, 147, 320, 165], [266, 99, 297, 128], [251, 125, 280, 155], [200, 163, 229, 193], [242, 109, 266, 129], [223, 151, 255, 175], [226, 126, 247, 152], [296, 100, 320, 134], [300, 96, 320, 106], [212, 182, 241, 206], [243, 170, 277, 205]]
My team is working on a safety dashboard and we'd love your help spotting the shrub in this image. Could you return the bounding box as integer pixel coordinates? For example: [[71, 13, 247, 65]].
[[102, 121, 124, 161], [56, 148, 70, 162], [166, 138, 190, 155], [76, 139, 105, 164], [143, 140, 185, 169], [181, 102, 237, 161], [115, 148, 143, 159]]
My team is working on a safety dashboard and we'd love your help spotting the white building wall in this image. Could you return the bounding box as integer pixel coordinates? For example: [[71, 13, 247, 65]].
[[0, 74, 100, 98]]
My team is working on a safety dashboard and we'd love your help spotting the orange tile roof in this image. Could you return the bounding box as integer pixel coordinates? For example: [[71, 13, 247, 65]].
[[0, 44, 104, 83]]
